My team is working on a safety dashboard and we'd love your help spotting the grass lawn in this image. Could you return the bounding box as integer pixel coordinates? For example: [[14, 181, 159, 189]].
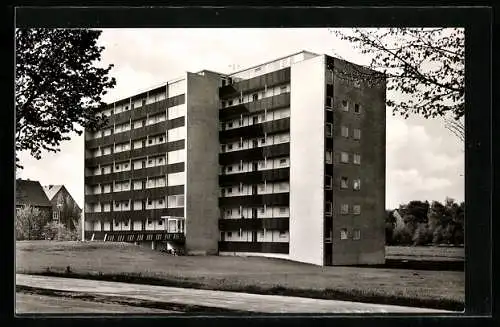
[[385, 246, 464, 261], [16, 241, 464, 310]]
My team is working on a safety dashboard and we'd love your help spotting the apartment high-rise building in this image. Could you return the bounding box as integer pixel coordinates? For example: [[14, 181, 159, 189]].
[[83, 50, 386, 266]]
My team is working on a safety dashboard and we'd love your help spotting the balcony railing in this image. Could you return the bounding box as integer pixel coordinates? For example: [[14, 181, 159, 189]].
[[84, 208, 184, 222], [218, 217, 289, 231], [219, 192, 289, 207], [219, 118, 290, 143], [219, 143, 289, 165], [218, 168, 289, 186], [218, 241, 289, 254], [84, 162, 184, 185], [219, 93, 290, 120], [219, 67, 290, 100], [84, 184, 184, 203]]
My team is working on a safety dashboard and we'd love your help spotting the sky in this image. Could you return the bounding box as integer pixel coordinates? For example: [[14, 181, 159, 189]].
[[16, 28, 464, 209]]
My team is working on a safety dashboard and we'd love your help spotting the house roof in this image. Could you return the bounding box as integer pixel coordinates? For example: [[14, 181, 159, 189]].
[[42, 184, 63, 201], [16, 179, 52, 208]]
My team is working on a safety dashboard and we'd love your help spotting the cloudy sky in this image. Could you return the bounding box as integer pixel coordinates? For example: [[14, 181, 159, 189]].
[[16, 28, 464, 209]]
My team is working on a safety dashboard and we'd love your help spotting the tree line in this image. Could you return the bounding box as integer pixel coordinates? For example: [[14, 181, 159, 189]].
[[16, 205, 81, 241], [386, 198, 464, 246]]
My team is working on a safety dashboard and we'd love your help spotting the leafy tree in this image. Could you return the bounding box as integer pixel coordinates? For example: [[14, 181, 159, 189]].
[[385, 210, 396, 245], [16, 205, 50, 240], [412, 223, 433, 246], [392, 223, 413, 246], [16, 28, 115, 168], [330, 28, 464, 139]]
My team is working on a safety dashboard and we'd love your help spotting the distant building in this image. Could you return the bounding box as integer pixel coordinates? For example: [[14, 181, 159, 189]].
[[43, 185, 82, 230], [16, 179, 52, 218], [83, 50, 386, 266]]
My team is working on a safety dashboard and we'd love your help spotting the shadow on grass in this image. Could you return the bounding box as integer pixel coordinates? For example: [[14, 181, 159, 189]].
[[30, 269, 464, 312]]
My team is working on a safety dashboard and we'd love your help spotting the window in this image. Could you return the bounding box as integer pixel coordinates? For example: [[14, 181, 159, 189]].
[[279, 159, 287, 166], [125, 105, 129, 110], [354, 128, 361, 140], [341, 152, 349, 163], [340, 229, 348, 240], [341, 204, 349, 215], [342, 100, 349, 112], [148, 139, 153, 144], [124, 202, 128, 207], [159, 136, 164, 142], [279, 207, 286, 214], [228, 187, 233, 194], [148, 200, 152, 205], [159, 157, 163, 163], [227, 144, 233, 150], [228, 231, 232, 237], [341, 126, 349, 138], [354, 104, 361, 114], [325, 175, 333, 189], [148, 159, 153, 165], [354, 154, 361, 165], [158, 220, 163, 226], [353, 229, 361, 240], [353, 179, 361, 191], [124, 163, 128, 168], [124, 220, 128, 226], [115, 164, 119, 170], [341, 177, 349, 189], [252, 93, 258, 101], [228, 100, 233, 106], [326, 123, 333, 138], [147, 219, 152, 225], [353, 205, 361, 215], [325, 202, 333, 215], [326, 151, 333, 164], [115, 221, 119, 226], [227, 166, 233, 172], [159, 199, 163, 205], [260, 138, 266, 145], [279, 231, 286, 238], [115, 202, 119, 208], [227, 122, 233, 128]]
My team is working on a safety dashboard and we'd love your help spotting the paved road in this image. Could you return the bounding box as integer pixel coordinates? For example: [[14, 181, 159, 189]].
[[17, 274, 451, 314], [16, 293, 174, 314]]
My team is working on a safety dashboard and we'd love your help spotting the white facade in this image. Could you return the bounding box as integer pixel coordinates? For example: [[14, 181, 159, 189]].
[[289, 54, 326, 266]]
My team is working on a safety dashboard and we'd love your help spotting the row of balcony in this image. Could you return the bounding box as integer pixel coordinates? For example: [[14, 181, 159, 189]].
[[101, 94, 185, 128], [85, 117, 185, 149], [218, 217, 288, 231], [85, 139, 185, 167], [219, 93, 291, 120], [219, 143, 289, 165], [84, 184, 184, 203], [85, 162, 184, 184], [84, 208, 184, 222], [219, 67, 291, 100], [219, 117, 290, 143], [219, 167, 289, 187], [218, 241, 289, 254], [219, 192, 289, 207]]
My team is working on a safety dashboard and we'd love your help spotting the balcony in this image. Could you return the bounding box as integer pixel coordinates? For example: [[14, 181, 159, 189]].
[[219, 118, 290, 142], [101, 94, 185, 128], [218, 168, 289, 186], [219, 143, 289, 165], [219, 192, 289, 207], [218, 217, 289, 231], [218, 241, 289, 254], [84, 184, 184, 203], [84, 162, 184, 185], [84, 230, 185, 243], [84, 208, 185, 222], [85, 117, 185, 151], [219, 68, 290, 100], [85, 139, 185, 167], [219, 93, 290, 121]]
